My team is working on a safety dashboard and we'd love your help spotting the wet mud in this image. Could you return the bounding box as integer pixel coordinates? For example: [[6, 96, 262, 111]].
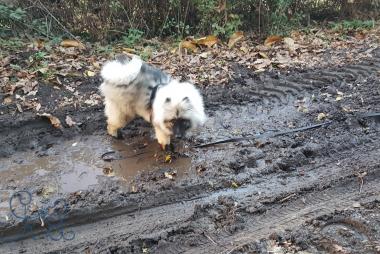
[[0, 49, 380, 253]]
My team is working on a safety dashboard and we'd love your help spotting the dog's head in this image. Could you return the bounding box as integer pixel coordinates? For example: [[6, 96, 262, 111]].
[[152, 80, 206, 138]]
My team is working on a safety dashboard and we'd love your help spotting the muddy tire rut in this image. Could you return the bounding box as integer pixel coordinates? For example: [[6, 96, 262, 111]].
[[0, 51, 380, 253]]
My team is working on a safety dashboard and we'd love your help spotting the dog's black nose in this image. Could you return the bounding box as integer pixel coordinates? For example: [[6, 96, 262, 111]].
[[172, 118, 191, 139]]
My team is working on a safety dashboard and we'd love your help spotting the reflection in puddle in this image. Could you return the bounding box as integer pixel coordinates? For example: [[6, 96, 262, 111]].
[[0, 135, 191, 194], [110, 137, 191, 181]]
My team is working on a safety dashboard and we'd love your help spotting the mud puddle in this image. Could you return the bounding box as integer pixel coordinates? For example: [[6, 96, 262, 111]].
[[0, 136, 191, 195]]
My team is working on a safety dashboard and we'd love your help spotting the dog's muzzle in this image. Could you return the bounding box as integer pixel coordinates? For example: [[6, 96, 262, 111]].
[[172, 118, 192, 138]]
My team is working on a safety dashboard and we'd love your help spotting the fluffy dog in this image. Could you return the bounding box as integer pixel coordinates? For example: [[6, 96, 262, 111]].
[[99, 54, 206, 149]]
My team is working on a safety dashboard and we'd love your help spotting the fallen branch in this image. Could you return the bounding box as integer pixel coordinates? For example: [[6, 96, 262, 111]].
[[193, 121, 333, 148]]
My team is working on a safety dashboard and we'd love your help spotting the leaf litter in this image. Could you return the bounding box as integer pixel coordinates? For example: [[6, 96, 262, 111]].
[[1, 25, 379, 117]]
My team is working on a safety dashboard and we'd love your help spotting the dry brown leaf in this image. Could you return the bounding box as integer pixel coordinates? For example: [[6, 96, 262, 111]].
[[164, 171, 176, 180], [264, 35, 282, 47], [195, 35, 218, 48], [317, 113, 327, 121], [65, 115, 76, 127], [164, 154, 172, 163], [85, 70, 96, 77], [37, 113, 62, 128], [258, 52, 269, 59], [240, 46, 249, 54], [283, 37, 296, 52], [228, 31, 244, 49], [3, 96, 12, 105], [60, 39, 85, 49], [16, 103, 23, 113], [35, 103, 41, 111], [122, 47, 137, 53], [180, 40, 198, 52], [253, 58, 271, 70], [33, 39, 45, 49]]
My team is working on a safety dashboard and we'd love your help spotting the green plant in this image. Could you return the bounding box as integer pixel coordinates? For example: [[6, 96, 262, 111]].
[[0, 38, 24, 50], [0, 4, 51, 38], [212, 14, 242, 37], [330, 19, 375, 31], [122, 28, 144, 47], [0, 4, 26, 35], [269, 0, 304, 36]]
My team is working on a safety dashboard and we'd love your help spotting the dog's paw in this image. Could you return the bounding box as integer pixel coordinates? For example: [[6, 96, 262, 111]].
[[107, 125, 123, 139], [158, 143, 174, 151]]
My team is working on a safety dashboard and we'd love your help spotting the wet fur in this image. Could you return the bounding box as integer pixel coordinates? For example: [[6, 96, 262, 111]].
[[99, 55, 206, 147]]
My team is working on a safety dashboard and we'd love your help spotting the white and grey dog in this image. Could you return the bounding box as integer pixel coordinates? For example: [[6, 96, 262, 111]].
[[99, 54, 206, 149]]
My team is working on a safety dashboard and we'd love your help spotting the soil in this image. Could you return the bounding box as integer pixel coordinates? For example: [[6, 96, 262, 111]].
[[0, 48, 380, 254]]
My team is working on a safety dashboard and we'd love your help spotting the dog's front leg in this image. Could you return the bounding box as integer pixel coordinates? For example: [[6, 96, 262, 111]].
[[153, 125, 171, 150]]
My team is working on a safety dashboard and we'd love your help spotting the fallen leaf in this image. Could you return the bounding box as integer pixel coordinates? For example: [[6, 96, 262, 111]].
[[231, 181, 239, 189], [180, 40, 198, 52], [196, 35, 218, 47], [352, 202, 361, 208], [37, 113, 62, 128], [165, 154, 172, 163], [317, 113, 327, 121], [60, 39, 85, 49], [33, 39, 45, 49], [264, 35, 282, 47], [332, 244, 344, 252], [228, 31, 244, 49], [35, 103, 41, 111], [258, 52, 269, 59], [84, 99, 99, 106], [199, 52, 209, 59], [336, 95, 343, 101], [16, 103, 23, 112], [240, 46, 249, 54], [122, 47, 137, 53], [65, 115, 76, 127], [103, 167, 114, 176], [283, 37, 297, 52], [85, 70, 96, 77], [3, 96, 12, 105], [131, 185, 138, 193], [253, 58, 271, 70], [164, 171, 176, 180]]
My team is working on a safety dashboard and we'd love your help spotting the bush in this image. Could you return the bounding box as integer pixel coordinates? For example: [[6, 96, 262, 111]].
[[2, 0, 380, 42]]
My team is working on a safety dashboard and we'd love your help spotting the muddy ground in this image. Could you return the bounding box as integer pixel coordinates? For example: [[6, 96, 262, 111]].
[[0, 48, 380, 254]]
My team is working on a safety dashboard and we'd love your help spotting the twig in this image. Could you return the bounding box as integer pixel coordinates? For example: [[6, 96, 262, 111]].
[[359, 177, 364, 193], [258, 0, 262, 36], [181, 0, 190, 37], [279, 193, 296, 203], [203, 232, 218, 245], [35, 0, 80, 42], [193, 121, 332, 148], [356, 172, 367, 193]]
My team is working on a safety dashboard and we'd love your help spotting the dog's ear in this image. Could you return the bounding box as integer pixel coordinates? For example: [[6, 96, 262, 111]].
[[115, 54, 131, 64]]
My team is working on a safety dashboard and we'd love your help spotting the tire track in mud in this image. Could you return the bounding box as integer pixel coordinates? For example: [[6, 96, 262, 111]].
[[1, 53, 380, 253], [209, 52, 380, 107], [2, 138, 379, 253]]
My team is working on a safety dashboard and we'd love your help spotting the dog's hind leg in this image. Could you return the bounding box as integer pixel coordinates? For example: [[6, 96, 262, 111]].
[[104, 99, 133, 138]]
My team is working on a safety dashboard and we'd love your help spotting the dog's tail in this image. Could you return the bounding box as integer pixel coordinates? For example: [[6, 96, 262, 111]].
[[101, 56, 142, 85]]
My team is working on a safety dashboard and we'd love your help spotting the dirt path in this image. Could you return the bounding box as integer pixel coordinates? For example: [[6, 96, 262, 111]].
[[0, 49, 379, 253]]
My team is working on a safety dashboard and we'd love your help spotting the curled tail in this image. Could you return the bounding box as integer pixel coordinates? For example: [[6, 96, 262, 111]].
[[101, 56, 143, 85]]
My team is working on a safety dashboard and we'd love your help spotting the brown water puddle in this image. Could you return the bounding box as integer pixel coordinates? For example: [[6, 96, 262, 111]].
[[0, 135, 191, 194]]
